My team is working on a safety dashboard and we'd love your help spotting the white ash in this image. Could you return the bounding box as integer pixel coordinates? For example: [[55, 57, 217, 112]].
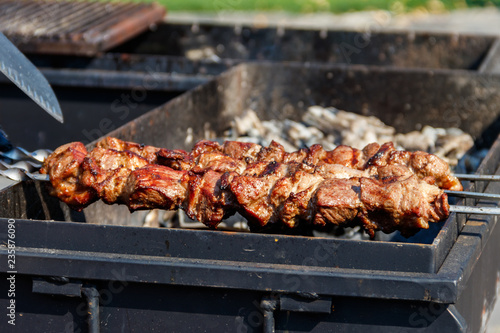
[[227, 106, 474, 167]]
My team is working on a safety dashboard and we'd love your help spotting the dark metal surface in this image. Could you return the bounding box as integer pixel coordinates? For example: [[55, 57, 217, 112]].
[[113, 23, 494, 70], [0, 0, 166, 56], [0, 85, 180, 151], [32, 279, 82, 297], [279, 295, 332, 314]]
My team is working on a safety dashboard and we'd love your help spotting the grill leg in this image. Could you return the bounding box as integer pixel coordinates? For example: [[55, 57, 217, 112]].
[[82, 285, 100, 333], [261, 296, 278, 333]]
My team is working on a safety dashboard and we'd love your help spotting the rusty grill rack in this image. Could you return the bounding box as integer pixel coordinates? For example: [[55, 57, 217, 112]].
[[0, 0, 166, 56]]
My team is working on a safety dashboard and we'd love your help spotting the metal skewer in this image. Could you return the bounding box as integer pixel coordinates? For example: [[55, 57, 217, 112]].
[[454, 173, 500, 181], [450, 205, 500, 215], [0, 168, 48, 182], [445, 190, 500, 201]]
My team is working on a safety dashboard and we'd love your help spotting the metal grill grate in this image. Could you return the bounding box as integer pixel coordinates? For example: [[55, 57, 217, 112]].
[[0, 0, 166, 56]]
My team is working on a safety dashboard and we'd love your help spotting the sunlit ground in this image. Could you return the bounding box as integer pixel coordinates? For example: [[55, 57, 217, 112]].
[[128, 0, 498, 13]]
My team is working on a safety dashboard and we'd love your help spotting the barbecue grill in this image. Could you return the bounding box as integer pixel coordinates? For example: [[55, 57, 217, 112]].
[[1, 61, 500, 332]]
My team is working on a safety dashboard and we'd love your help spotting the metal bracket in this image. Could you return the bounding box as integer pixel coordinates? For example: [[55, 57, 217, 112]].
[[280, 294, 333, 314], [32, 277, 82, 297], [32, 278, 100, 333], [260, 294, 333, 333]]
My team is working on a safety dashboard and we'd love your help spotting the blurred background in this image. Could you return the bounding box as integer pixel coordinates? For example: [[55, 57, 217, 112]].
[[138, 0, 497, 13]]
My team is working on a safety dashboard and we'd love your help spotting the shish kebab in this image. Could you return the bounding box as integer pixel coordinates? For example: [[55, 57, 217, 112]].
[[39, 137, 499, 238]]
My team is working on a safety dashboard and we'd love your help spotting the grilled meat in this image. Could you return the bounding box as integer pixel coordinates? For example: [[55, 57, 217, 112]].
[[230, 161, 448, 237], [39, 142, 97, 210], [363, 142, 463, 191], [123, 164, 189, 211], [157, 139, 462, 191], [97, 136, 160, 163], [80, 147, 149, 204], [41, 137, 455, 237]]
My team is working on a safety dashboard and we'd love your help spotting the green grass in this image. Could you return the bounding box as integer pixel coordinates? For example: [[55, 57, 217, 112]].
[[132, 0, 500, 13]]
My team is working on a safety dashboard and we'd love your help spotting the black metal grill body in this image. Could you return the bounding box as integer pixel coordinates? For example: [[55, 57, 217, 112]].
[[0, 63, 499, 332]]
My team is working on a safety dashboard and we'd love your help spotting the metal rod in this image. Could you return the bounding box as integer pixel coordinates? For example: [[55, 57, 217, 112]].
[[450, 205, 500, 215], [261, 297, 278, 333], [26, 172, 49, 182], [454, 173, 500, 181], [81, 285, 100, 333], [445, 190, 500, 201]]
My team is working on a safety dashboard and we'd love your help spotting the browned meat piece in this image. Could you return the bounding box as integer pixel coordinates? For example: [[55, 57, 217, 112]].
[[363, 142, 463, 191], [123, 165, 189, 211], [192, 152, 247, 174], [222, 141, 262, 161], [97, 137, 160, 163], [157, 149, 194, 171], [315, 164, 369, 179], [184, 170, 237, 227], [230, 162, 291, 227], [240, 161, 273, 177], [256, 140, 286, 162], [408, 151, 463, 191], [322, 145, 365, 169], [310, 175, 449, 237], [191, 140, 223, 158], [374, 165, 414, 179], [359, 175, 449, 237], [312, 178, 362, 228], [301, 144, 327, 167], [364, 142, 396, 168], [276, 170, 324, 228], [282, 148, 309, 164], [125, 164, 237, 228], [40, 142, 97, 210], [157, 140, 224, 172], [80, 147, 149, 204], [159, 148, 247, 175]]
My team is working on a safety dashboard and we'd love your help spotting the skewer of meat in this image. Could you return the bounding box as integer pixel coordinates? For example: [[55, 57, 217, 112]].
[[40, 139, 451, 237]]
